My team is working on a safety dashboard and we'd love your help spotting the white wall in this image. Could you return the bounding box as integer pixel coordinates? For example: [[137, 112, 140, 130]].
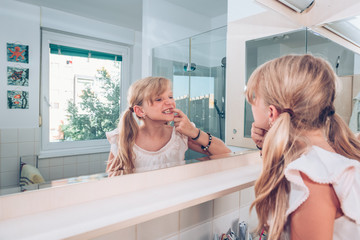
[[40, 8, 136, 45], [0, 0, 40, 128], [0, 0, 142, 129], [227, 0, 266, 23], [141, 0, 227, 76]]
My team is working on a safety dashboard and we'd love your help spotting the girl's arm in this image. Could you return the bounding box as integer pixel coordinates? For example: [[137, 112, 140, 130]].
[[187, 129, 231, 155], [251, 122, 267, 149], [172, 108, 231, 155], [290, 172, 339, 240]]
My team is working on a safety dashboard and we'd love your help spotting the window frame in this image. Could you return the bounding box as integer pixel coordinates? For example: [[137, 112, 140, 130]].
[[40, 30, 130, 158]]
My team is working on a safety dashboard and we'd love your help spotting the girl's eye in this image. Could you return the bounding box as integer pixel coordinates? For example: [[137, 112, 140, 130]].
[[169, 96, 173, 99], [155, 98, 162, 101]]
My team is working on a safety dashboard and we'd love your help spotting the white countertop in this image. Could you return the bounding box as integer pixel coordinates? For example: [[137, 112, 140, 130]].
[[0, 151, 261, 240]]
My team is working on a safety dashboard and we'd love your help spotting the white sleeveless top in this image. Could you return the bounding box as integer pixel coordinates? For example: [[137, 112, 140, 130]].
[[284, 146, 360, 239], [106, 127, 187, 173]]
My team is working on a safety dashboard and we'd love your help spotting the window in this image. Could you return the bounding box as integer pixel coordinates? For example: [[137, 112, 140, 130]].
[[40, 30, 130, 158]]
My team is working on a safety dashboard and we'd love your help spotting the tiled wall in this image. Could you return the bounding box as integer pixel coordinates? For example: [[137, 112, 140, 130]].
[[0, 128, 108, 188], [92, 187, 258, 240]]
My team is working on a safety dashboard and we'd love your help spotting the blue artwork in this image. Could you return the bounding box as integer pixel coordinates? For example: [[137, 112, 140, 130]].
[[7, 66, 29, 86], [7, 90, 29, 109], [7, 43, 29, 63]]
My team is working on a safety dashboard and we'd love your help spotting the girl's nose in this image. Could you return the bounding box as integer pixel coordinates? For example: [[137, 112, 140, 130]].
[[165, 98, 174, 105]]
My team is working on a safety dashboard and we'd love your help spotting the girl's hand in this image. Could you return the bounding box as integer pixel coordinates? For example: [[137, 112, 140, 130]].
[[251, 122, 267, 149], [172, 108, 198, 138]]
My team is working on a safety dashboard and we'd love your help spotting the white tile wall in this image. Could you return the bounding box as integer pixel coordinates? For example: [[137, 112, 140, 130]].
[[137, 212, 179, 240], [49, 165, 64, 180], [1, 129, 18, 143], [180, 221, 212, 240], [0, 143, 18, 158], [0, 127, 108, 187], [213, 210, 240, 237], [180, 201, 213, 231], [18, 128, 35, 142], [0, 157, 18, 172], [92, 226, 136, 240], [63, 164, 77, 178], [214, 191, 240, 217], [77, 162, 90, 176], [90, 187, 258, 240]]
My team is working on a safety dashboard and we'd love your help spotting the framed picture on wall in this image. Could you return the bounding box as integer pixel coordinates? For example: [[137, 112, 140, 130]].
[[7, 43, 29, 63], [7, 66, 29, 86], [7, 90, 29, 109]]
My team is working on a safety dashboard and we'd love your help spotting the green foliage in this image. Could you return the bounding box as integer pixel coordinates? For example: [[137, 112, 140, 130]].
[[61, 67, 120, 141]]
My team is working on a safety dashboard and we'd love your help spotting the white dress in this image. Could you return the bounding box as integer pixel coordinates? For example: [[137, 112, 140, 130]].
[[284, 146, 360, 239], [106, 127, 187, 173]]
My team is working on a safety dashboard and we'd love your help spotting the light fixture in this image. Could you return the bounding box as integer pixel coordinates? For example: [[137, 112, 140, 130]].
[[324, 16, 360, 48], [277, 0, 314, 13]]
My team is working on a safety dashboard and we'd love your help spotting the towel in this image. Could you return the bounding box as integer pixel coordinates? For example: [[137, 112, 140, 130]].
[[20, 164, 45, 186]]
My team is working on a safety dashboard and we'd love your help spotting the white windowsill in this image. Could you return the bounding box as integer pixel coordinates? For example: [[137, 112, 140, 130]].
[[39, 145, 110, 159]]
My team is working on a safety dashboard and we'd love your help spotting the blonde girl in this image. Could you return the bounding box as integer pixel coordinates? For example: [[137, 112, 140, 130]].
[[106, 76, 230, 176], [246, 55, 360, 239]]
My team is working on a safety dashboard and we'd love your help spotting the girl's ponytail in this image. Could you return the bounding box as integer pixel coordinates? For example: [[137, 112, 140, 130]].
[[327, 113, 360, 160], [252, 112, 297, 240], [106, 108, 138, 176]]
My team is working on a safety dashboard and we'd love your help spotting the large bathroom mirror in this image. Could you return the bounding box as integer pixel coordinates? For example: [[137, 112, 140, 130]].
[[1, 0, 360, 198], [244, 27, 360, 137], [0, 0, 234, 196]]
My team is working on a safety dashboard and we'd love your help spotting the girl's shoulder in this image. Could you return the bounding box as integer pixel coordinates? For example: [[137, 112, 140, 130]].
[[171, 125, 188, 143], [106, 128, 120, 156], [285, 146, 359, 181], [284, 146, 360, 223], [106, 128, 119, 145]]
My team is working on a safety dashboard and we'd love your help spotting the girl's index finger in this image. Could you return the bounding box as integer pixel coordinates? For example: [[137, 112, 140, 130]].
[[172, 108, 183, 117]]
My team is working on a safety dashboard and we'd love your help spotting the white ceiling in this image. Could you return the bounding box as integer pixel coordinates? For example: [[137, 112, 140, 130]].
[[15, 0, 227, 31]]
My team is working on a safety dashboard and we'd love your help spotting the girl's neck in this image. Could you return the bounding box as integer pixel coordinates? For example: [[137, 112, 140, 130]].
[[140, 120, 170, 137], [301, 129, 335, 152]]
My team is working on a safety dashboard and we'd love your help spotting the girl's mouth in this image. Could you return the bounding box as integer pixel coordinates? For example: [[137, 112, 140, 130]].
[[162, 109, 173, 114]]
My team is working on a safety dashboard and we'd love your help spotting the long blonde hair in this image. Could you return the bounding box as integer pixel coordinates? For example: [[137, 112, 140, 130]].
[[246, 54, 360, 239], [106, 77, 172, 176]]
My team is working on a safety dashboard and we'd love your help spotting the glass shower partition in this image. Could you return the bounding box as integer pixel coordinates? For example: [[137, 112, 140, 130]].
[[244, 28, 307, 137], [152, 26, 227, 160]]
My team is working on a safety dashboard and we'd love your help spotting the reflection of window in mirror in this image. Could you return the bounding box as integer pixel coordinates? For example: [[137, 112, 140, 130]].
[[41, 31, 129, 157], [244, 28, 360, 137]]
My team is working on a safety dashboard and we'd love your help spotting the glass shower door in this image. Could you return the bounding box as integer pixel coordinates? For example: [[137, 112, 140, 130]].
[[189, 27, 227, 137], [152, 26, 227, 160]]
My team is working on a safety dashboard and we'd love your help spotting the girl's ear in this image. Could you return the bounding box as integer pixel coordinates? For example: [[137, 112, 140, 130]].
[[133, 105, 145, 118], [268, 105, 280, 125]]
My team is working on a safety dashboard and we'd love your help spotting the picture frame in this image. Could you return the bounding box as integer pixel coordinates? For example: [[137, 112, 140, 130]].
[[7, 43, 29, 63], [7, 66, 29, 86], [7, 90, 29, 109]]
